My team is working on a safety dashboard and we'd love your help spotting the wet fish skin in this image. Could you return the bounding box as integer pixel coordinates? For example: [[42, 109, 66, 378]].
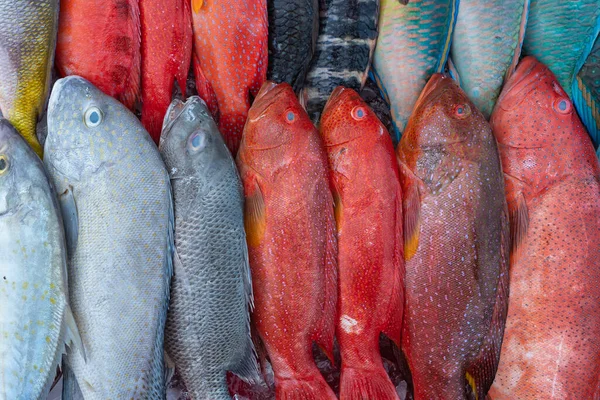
[[574, 34, 600, 147], [140, 0, 193, 144], [44, 76, 173, 400], [267, 0, 318, 92], [237, 82, 338, 400], [302, 0, 379, 124], [450, 0, 529, 119], [360, 76, 396, 145], [373, 0, 458, 142], [320, 87, 404, 400], [488, 56, 600, 399], [56, 0, 141, 110], [397, 74, 510, 400], [160, 96, 259, 400], [0, 0, 59, 156]]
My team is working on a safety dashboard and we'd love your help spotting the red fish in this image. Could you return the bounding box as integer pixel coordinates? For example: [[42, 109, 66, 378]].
[[319, 86, 404, 400], [139, 0, 192, 143], [488, 56, 600, 399], [236, 82, 338, 400], [56, 0, 141, 110], [191, 0, 268, 155], [397, 74, 510, 400]]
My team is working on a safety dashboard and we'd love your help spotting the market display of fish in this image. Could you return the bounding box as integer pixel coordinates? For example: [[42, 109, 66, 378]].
[[302, 0, 379, 123], [320, 87, 404, 400], [450, 0, 529, 118], [0, 0, 59, 157], [44, 76, 173, 399], [0, 119, 83, 400], [488, 56, 600, 399], [575, 34, 600, 147], [397, 74, 510, 400], [237, 82, 338, 400], [373, 0, 459, 142], [160, 96, 259, 399]]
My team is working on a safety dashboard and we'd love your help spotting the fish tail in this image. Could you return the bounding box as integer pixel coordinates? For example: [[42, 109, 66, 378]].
[[573, 76, 600, 148], [62, 361, 84, 400], [435, 0, 460, 73], [339, 366, 399, 400], [276, 373, 337, 400], [229, 336, 261, 385], [118, 0, 142, 110]]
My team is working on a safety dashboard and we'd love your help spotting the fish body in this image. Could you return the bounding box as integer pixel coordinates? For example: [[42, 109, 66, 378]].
[[575, 34, 600, 147], [450, 0, 529, 118], [373, 0, 459, 142], [360, 76, 396, 145], [56, 0, 141, 110], [140, 0, 193, 144], [488, 56, 600, 399], [191, 0, 268, 155], [0, 119, 82, 400], [302, 0, 379, 123], [236, 82, 338, 400], [160, 96, 259, 399], [267, 0, 318, 92], [320, 87, 404, 400], [522, 0, 600, 99], [397, 74, 510, 400], [0, 0, 59, 156], [44, 76, 173, 399]]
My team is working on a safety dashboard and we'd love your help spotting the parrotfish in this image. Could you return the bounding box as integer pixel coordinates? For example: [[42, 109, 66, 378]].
[[191, 0, 268, 155], [160, 96, 259, 399], [575, 34, 600, 147], [56, 0, 141, 110], [0, 0, 59, 156], [320, 87, 404, 400], [302, 0, 379, 123], [237, 82, 338, 400], [397, 74, 510, 400], [140, 0, 193, 144], [373, 0, 459, 142], [267, 0, 318, 92], [488, 56, 600, 400], [0, 119, 83, 400], [450, 0, 529, 118], [44, 76, 173, 399]]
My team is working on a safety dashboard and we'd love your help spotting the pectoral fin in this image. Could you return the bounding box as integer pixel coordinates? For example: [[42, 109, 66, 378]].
[[399, 160, 422, 261], [59, 187, 78, 257], [244, 180, 266, 248], [64, 304, 86, 363]]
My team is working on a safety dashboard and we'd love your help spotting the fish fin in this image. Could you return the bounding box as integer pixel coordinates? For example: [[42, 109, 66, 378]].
[[340, 367, 399, 400], [276, 375, 337, 400], [59, 187, 79, 257], [119, 0, 141, 110], [398, 159, 422, 261], [505, 0, 530, 82], [447, 56, 461, 87], [164, 350, 176, 385], [435, 0, 459, 73], [64, 304, 86, 363], [243, 174, 267, 248], [193, 53, 220, 123], [191, 0, 204, 13], [573, 75, 600, 147], [177, 0, 193, 99], [62, 361, 85, 400], [504, 173, 529, 254]]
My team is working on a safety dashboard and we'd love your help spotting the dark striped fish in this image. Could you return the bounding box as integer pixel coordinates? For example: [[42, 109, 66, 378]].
[[301, 0, 379, 124], [575, 34, 600, 147]]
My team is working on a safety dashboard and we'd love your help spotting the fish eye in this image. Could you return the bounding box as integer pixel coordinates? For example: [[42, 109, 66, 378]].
[[285, 110, 296, 124], [84, 106, 103, 127], [453, 103, 471, 119], [351, 106, 367, 120], [553, 98, 572, 114], [0, 155, 7, 175], [189, 131, 209, 152]]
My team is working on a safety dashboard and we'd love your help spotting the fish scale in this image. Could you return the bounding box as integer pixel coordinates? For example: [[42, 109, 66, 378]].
[[575, 35, 600, 147]]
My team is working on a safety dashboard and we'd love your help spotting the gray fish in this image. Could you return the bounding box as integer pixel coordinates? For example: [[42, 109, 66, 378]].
[[301, 0, 379, 123], [267, 0, 318, 92], [0, 119, 83, 400], [44, 76, 174, 399], [160, 96, 259, 400]]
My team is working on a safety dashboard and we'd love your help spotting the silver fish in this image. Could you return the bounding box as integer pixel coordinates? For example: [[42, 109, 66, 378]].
[[0, 119, 83, 400], [43, 76, 174, 399], [160, 96, 259, 400]]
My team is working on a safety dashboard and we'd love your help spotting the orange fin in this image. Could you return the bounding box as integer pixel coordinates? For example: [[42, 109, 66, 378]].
[[340, 367, 400, 400], [193, 53, 220, 123], [191, 0, 203, 13], [243, 176, 266, 249], [504, 173, 529, 253], [398, 159, 422, 261]]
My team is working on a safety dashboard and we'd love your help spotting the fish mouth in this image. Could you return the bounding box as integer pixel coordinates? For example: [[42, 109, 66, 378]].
[[321, 86, 352, 121], [254, 81, 280, 104], [248, 81, 295, 123], [496, 56, 542, 110], [414, 74, 453, 109], [160, 97, 209, 148]]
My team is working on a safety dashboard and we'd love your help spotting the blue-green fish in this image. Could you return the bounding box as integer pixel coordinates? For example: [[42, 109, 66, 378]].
[[372, 0, 459, 142], [574, 34, 600, 147], [450, 0, 529, 118]]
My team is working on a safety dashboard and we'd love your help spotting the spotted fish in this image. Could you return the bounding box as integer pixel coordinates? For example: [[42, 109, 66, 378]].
[[575, 34, 600, 147]]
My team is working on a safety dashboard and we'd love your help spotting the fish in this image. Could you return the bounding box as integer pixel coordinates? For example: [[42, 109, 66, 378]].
[[44, 76, 174, 399], [487, 56, 600, 399], [450, 0, 529, 118], [0, 119, 84, 400], [236, 82, 338, 400], [319, 87, 404, 400], [301, 0, 379, 124], [360, 77, 396, 145], [372, 0, 459, 143], [267, 0, 318, 92], [397, 74, 510, 400], [191, 0, 268, 155], [0, 0, 59, 156], [574, 34, 600, 147], [522, 0, 600, 99], [56, 0, 141, 110], [140, 0, 193, 144], [160, 96, 260, 399]]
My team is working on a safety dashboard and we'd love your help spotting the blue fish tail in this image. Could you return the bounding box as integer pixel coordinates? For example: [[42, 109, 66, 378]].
[[572, 76, 600, 148], [435, 0, 460, 73]]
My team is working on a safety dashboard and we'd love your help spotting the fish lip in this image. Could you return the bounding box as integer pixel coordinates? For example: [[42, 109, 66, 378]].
[[160, 97, 207, 146]]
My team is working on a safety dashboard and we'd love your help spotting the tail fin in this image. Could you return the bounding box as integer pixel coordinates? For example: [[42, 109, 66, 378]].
[[340, 367, 399, 400], [275, 374, 337, 400]]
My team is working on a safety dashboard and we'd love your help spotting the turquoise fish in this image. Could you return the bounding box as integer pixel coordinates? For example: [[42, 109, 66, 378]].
[[574, 34, 600, 147]]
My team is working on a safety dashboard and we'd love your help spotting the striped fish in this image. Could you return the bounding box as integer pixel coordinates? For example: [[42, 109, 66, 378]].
[[450, 0, 529, 118], [372, 0, 459, 142], [301, 0, 379, 124], [574, 34, 600, 147]]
